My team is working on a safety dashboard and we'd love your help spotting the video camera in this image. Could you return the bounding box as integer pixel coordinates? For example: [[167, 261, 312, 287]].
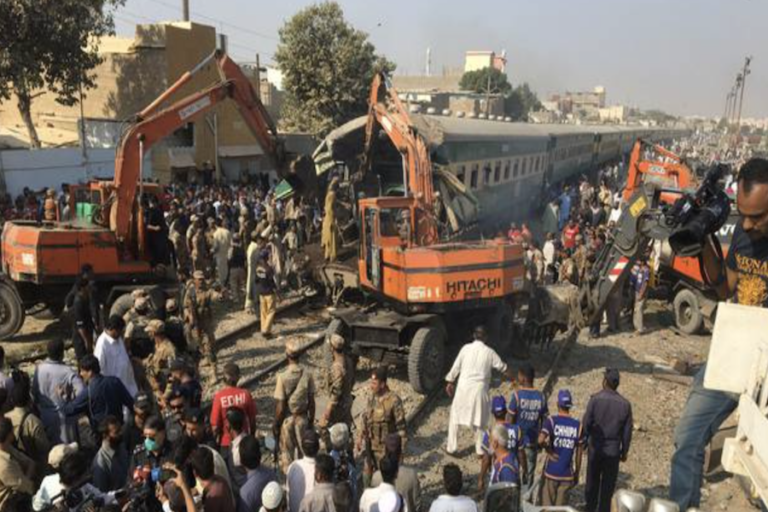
[[664, 163, 731, 257]]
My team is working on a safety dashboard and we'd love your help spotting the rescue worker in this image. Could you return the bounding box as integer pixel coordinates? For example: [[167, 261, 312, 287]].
[[444, 326, 512, 456], [273, 340, 316, 474], [238, 209, 255, 247], [478, 396, 526, 493], [319, 334, 355, 443], [357, 366, 407, 482], [144, 319, 177, 398], [321, 178, 339, 262], [539, 390, 584, 507], [43, 188, 58, 221], [183, 270, 219, 364], [508, 363, 548, 491], [212, 217, 233, 288]]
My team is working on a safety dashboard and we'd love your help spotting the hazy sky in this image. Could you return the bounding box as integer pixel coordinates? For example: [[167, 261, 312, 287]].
[[114, 0, 768, 118]]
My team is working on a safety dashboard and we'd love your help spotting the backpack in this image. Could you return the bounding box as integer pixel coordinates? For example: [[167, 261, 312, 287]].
[[284, 369, 310, 415]]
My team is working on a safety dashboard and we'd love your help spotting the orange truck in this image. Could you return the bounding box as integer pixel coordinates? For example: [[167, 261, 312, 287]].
[[326, 74, 530, 393], [0, 51, 286, 339]]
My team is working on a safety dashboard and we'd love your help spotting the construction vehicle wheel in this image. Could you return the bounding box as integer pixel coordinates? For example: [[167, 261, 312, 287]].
[[325, 319, 347, 366], [109, 293, 136, 319], [489, 302, 514, 354], [0, 282, 25, 340], [408, 326, 445, 395], [674, 289, 703, 335]]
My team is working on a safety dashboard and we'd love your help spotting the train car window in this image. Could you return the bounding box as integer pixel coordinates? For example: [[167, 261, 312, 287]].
[[457, 165, 466, 185], [470, 168, 478, 189], [503, 161, 510, 180], [534, 156, 540, 171], [513, 160, 519, 177], [494, 162, 501, 183], [522, 158, 527, 175], [483, 165, 492, 185]]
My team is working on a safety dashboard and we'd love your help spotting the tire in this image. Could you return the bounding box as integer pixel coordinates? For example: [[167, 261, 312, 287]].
[[109, 293, 135, 319], [325, 318, 346, 366], [408, 326, 446, 395], [0, 282, 25, 340], [489, 302, 513, 354], [674, 288, 703, 335]]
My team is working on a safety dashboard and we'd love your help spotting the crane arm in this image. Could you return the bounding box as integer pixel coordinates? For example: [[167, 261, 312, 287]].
[[622, 139, 695, 202], [110, 51, 281, 241], [361, 72, 437, 245]]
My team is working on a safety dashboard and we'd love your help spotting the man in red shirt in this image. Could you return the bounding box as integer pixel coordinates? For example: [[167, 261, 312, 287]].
[[211, 363, 257, 452], [562, 220, 580, 250]]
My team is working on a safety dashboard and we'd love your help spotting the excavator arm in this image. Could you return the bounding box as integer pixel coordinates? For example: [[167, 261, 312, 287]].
[[110, 50, 282, 241], [360, 73, 438, 245], [622, 139, 695, 203]]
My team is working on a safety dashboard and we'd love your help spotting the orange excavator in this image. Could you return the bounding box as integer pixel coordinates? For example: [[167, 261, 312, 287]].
[[620, 140, 738, 334], [326, 74, 528, 393], [0, 51, 285, 338]]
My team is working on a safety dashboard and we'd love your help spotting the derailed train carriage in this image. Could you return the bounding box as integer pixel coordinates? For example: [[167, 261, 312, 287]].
[[315, 113, 690, 230]]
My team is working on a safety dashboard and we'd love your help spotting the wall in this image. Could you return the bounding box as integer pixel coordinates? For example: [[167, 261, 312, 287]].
[[0, 148, 153, 198]]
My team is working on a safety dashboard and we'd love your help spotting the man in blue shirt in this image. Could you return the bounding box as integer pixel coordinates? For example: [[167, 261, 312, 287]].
[[508, 364, 547, 490], [238, 435, 276, 512], [538, 389, 584, 507], [479, 396, 526, 493], [63, 355, 134, 437], [489, 425, 518, 486]]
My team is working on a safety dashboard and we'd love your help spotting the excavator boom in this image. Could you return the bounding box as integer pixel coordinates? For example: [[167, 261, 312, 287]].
[[111, 50, 282, 240]]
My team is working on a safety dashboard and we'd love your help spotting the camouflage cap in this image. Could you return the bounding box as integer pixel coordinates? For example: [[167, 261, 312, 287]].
[[145, 319, 165, 334], [285, 339, 300, 357], [193, 270, 205, 280], [329, 334, 346, 350]]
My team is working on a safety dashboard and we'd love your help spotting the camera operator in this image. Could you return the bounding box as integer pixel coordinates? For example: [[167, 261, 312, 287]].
[[669, 158, 768, 510], [157, 466, 196, 512], [47, 451, 120, 512]]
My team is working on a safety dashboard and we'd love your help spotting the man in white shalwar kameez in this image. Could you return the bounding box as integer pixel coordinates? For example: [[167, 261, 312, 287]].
[[444, 326, 512, 455]]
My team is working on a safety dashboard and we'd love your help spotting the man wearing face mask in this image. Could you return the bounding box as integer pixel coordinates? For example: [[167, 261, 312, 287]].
[[129, 415, 174, 510], [92, 415, 129, 493]]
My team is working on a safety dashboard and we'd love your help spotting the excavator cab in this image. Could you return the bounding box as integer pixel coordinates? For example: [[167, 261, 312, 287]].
[[358, 197, 416, 293]]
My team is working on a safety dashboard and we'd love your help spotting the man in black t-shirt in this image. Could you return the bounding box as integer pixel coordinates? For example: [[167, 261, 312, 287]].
[[670, 158, 768, 509]]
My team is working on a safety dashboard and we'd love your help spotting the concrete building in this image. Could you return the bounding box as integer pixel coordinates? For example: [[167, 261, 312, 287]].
[[0, 21, 285, 184], [550, 86, 607, 115], [463, 50, 507, 73]]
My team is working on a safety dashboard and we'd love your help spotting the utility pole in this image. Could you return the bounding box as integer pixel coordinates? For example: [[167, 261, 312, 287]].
[[736, 56, 752, 140], [731, 75, 742, 128], [182, 0, 190, 21], [723, 90, 732, 125]]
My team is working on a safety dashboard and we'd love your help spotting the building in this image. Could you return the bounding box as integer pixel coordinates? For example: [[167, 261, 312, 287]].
[[463, 50, 507, 73], [550, 86, 606, 115], [0, 21, 285, 184]]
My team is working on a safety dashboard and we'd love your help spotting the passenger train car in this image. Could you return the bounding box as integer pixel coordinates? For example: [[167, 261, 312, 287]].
[[418, 115, 690, 223], [314, 114, 690, 227]]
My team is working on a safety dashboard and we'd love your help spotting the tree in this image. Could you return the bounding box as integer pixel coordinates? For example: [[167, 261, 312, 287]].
[[0, 0, 124, 148], [274, 2, 395, 137], [459, 67, 512, 95], [505, 83, 542, 121]]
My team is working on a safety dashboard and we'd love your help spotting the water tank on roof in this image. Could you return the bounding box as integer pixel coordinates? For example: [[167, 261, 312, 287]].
[[478, 113, 487, 120], [488, 115, 496, 120], [442, 109, 451, 116], [456, 111, 465, 118], [505, 117, 513, 122], [426, 107, 437, 115], [467, 112, 477, 118], [409, 105, 421, 114]]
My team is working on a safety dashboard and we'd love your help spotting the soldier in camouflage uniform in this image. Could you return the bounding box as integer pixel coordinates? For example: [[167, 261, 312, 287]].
[[124, 290, 152, 351], [319, 334, 355, 444], [357, 366, 407, 481], [183, 270, 219, 364], [190, 218, 210, 276], [164, 298, 187, 354], [145, 319, 177, 399], [272, 340, 316, 474]]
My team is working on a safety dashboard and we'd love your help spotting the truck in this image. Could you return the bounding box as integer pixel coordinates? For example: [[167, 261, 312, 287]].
[[0, 51, 288, 338]]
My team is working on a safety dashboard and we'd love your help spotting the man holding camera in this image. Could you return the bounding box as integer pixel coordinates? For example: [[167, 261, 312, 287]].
[[670, 158, 768, 509]]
